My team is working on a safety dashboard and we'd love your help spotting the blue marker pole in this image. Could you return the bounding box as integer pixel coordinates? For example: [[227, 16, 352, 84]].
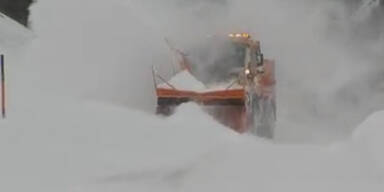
[[1, 54, 5, 118]]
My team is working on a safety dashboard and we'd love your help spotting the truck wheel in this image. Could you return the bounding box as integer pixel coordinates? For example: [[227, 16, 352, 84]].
[[257, 98, 275, 139], [249, 96, 275, 139], [156, 105, 174, 116]]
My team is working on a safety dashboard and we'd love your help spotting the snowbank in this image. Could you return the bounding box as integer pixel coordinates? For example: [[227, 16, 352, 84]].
[[159, 70, 207, 91], [159, 70, 239, 92], [0, 12, 33, 47], [353, 111, 384, 172], [0, 91, 235, 192], [3, 92, 384, 192]]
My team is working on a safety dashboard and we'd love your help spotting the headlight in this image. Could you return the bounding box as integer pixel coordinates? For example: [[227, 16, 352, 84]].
[[245, 69, 250, 75]]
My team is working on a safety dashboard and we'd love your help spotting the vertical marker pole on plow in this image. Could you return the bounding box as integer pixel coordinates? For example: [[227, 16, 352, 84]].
[[1, 54, 5, 118]]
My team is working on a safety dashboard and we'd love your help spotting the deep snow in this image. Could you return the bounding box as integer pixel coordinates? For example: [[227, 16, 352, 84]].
[[1, 0, 384, 192], [159, 70, 207, 91], [2, 96, 384, 192], [158, 70, 241, 92]]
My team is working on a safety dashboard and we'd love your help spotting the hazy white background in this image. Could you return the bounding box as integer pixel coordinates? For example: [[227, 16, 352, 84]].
[[22, 0, 384, 142]]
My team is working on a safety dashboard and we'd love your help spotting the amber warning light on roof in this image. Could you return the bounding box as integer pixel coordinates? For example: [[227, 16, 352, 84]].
[[228, 33, 250, 38]]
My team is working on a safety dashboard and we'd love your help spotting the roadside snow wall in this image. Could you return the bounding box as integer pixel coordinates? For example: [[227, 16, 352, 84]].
[[353, 110, 384, 172]]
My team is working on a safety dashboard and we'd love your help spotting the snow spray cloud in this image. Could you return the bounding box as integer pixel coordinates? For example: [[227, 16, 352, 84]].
[[24, 0, 162, 110], [225, 0, 384, 142], [25, 0, 383, 142], [24, 0, 232, 110], [123, 0, 384, 142], [127, 0, 384, 142]]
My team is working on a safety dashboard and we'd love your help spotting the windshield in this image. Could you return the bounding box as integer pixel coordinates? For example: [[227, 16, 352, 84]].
[[204, 41, 247, 82], [189, 39, 247, 83], [217, 41, 247, 68]]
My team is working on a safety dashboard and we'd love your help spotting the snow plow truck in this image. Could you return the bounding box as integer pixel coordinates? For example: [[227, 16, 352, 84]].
[[152, 33, 276, 138]]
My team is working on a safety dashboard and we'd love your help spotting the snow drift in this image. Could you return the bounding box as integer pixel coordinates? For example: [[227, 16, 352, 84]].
[[159, 70, 207, 91], [353, 111, 384, 173], [0, 11, 33, 48]]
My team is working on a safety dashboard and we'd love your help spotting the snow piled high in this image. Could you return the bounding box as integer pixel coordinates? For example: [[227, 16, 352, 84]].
[[0, 92, 235, 191], [158, 70, 238, 92], [2, 93, 384, 192], [159, 70, 207, 91], [353, 111, 384, 173], [0, 0, 384, 192], [0, 12, 33, 47]]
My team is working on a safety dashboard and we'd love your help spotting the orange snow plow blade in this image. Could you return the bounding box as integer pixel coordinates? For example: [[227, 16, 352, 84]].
[[156, 88, 245, 105], [156, 88, 248, 132]]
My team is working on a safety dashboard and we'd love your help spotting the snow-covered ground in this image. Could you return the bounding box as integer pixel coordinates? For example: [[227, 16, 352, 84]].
[[0, 0, 384, 191], [1, 94, 384, 192], [0, 12, 33, 48]]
